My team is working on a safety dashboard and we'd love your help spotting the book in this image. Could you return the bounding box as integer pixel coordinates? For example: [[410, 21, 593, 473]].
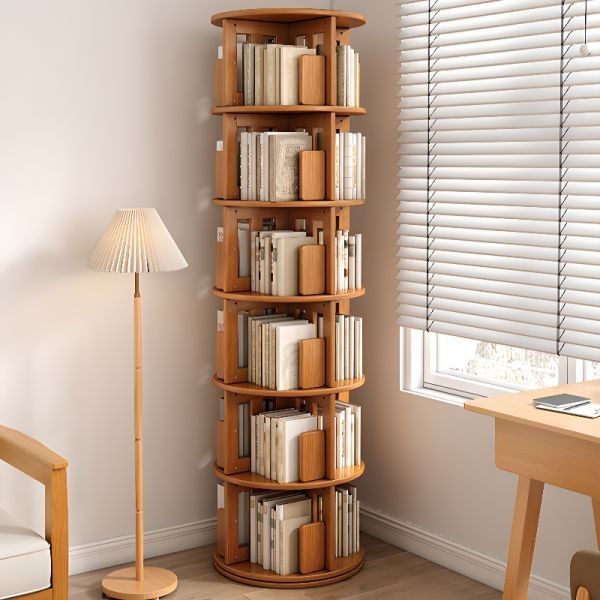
[[254, 44, 265, 105], [274, 235, 316, 296], [268, 133, 312, 201], [279, 46, 316, 105], [270, 231, 307, 295], [533, 393, 590, 409], [243, 43, 256, 105], [260, 493, 305, 569], [276, 499, 312, 575], [250, 491, 281, 563], [277, 414, 318, 483], [275, 321, 317, 390], [536, 402, 600, 418]]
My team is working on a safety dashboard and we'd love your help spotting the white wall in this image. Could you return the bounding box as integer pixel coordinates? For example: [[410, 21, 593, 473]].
[[335, 1, 597, 595], [0, 0, 327, 571]]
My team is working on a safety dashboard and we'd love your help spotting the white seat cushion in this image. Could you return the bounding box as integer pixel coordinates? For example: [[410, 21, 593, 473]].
[[0, 507, 50, 599]]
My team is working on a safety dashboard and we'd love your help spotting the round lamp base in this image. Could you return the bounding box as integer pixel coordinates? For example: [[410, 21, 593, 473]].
[[102, 566, 177, 600]]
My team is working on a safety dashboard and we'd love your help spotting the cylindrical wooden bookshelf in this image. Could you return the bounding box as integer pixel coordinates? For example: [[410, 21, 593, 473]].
[[212, 8, 366, 589]]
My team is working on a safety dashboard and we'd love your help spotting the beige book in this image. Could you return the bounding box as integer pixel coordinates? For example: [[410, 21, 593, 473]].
[[279, 46, 316, 105], [275, 321, 316, 390], [279, 513, 312, 575], [276, 235, 315, 296], [254, 45, 266, 105], [268, 133, 312, 202]]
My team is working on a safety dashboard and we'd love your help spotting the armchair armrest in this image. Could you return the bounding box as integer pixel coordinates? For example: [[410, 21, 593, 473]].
[[0, 424, 67, 484], [0, 424, 68, 600]]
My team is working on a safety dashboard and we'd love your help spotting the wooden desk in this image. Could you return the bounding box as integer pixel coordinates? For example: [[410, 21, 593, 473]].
[[465, 380, 600, 600]]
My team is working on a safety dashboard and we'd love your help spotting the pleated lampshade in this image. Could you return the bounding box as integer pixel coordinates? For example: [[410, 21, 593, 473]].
[[89, 208, 188, 273]]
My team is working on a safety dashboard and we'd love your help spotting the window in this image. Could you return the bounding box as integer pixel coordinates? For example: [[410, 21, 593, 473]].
[[396, 0, 600, 399], [402, 328, 600, 402]]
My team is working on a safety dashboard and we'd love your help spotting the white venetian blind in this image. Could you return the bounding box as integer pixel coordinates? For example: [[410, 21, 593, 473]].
[[396, 0, 600, 362]]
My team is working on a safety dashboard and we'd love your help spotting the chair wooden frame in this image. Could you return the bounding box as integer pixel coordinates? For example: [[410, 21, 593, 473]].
[[0, 424, 68, 600]]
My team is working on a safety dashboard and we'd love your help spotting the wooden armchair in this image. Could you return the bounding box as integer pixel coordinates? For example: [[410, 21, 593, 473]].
[[571, 550, 600, 600], [0, 425, 68, 600]]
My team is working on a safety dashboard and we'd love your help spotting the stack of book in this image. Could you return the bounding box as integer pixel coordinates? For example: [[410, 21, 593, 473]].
[[250, 229, 324, 295], [335, 485, 360, 558], [335, 230, 363, 293], [335, 314, 364, 382], [336, 45, 360, 107], [249, 491, 317, 575], [334, 400, 362, 469], [233, 42, 316, 106], [250, 409, 321, 483], [335, 132, 366, 200], [240, 131, 313, 201], [246, 313, 323, 390]]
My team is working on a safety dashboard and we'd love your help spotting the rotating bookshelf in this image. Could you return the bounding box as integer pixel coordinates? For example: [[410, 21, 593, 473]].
[[211, 8, 366, 589]]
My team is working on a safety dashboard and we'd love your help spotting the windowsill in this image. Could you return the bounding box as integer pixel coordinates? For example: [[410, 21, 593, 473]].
[[403, 385, 470, 408]]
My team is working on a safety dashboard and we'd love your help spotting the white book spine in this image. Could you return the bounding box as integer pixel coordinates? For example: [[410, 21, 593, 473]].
[[361, 135, 366, 199], [248, 132, 256, 200], [356, 133, 362, 202], [250, 495, 257, 562], [344, 315, 350, 381], [339, 130, 345, 199], [349, 315, 355, 380], [355, 405, 361, 465], [346, 46, 354, 107], [251, 414, 256, 472], [337, 45, 345, 106], [343, 132, 353, 200], [335, 132, 340, 200], [343, 230, 349, 292], [349, 235, 356, 291], [355, 234, 362, 289], [350, 413, 355, 468], [240, 131, 248, 200], [352, 132, 358, 200], [336, 231, 343, 293]]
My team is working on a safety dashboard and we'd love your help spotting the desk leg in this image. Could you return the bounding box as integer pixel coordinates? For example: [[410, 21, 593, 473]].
[[503, 476, 544, 600], [592, 498, 600, 550]]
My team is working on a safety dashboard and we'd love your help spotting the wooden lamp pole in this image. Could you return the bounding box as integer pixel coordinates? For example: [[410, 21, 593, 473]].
[[90, 208, 186, 600]]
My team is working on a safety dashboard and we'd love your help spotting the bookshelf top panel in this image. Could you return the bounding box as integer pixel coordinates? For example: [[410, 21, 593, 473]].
[[212, 287, 366, 303], [211, 9, 366, 29], [212, 199, 365, 208], [213, 461, 365, 490], [212, 375, 365, 397], [212, 105, 366, 116]]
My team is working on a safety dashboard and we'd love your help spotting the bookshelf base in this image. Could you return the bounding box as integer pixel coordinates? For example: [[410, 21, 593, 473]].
[[212, 547, 364, 588]]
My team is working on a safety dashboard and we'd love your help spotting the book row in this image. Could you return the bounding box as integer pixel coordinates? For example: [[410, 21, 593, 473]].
[[221, 41, 361, 107], [335, 132, 366, 201], [335, 314, 364, 382], [336, 44, 361, 107], [234, 130, 367, 202], [335, 230, 363, 293], [335, 485, 360, 558], [234, 226, 363, 296], [217, 485, 360, 575], [240, 131, 311, 202]]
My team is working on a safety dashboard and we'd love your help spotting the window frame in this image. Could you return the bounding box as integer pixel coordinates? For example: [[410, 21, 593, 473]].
[[401, 327, 584, 405]]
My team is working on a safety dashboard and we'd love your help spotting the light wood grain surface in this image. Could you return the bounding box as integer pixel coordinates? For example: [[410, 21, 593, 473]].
[[70, 535, 500, 600], [465, 379, 600, 444]]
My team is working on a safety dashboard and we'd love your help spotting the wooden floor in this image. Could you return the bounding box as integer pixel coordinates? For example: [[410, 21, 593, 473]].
[[69, 535, 501, 599]]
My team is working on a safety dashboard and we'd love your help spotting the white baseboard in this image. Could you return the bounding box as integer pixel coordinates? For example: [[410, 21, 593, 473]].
[[69, 517, 217, 575], [360, 505, 570, 600]]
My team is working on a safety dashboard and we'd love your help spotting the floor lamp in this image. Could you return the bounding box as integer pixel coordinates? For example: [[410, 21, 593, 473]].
[[89, 208, 187, 600]]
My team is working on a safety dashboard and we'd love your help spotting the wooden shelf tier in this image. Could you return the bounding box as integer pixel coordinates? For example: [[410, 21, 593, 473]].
[[212, 287, 365, 303], [212, 375, 365, 397], [213, 462, 364, 491], [213, 105, 366, 115], [212, 198, 365, 208], [213, 547, 364, 589], [211, 8, 366, 29]]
